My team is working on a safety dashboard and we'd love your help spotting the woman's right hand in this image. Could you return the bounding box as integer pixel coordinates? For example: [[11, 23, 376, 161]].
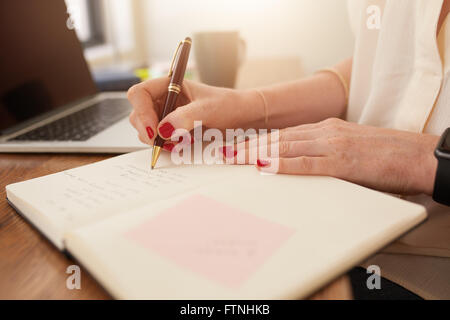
[[127, 77, 262, 146]]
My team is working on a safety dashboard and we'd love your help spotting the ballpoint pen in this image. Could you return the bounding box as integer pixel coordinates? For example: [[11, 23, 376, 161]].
[[151, 37, 192, 170]]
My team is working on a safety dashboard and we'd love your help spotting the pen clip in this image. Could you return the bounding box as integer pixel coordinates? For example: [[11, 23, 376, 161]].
[[168, 41, 183, 78]]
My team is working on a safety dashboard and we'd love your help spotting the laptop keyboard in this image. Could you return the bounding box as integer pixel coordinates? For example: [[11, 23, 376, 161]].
[[10, 99, 131, 142]]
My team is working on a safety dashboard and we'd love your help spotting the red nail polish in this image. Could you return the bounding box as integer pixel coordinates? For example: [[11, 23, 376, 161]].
[[257, 159, 271, 167], [159, 122, 175, 139], [220, 146, 237, 158], [163, 143, 175, 152], [177, 134, 194, 145], [146, 127, 154, 139]]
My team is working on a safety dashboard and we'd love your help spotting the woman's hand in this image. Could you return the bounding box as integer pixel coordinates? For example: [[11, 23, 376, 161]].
[[127, 78, 263, 146], [230, 118, 439, 195]]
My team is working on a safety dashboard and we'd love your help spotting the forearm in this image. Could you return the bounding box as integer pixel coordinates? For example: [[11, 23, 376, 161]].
[[240, 58, 352, 129]]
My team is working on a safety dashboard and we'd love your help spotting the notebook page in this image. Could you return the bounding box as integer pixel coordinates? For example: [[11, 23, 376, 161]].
[[6, 149, 237, 247], [65, 173, 426, 299]]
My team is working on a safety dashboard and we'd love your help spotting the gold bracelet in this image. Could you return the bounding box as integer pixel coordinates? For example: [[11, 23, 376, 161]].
[[255, 89, 269, 127], [316, 67, 349, 104]]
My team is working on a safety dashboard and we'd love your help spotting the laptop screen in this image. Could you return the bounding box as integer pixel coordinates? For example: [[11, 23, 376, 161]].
[[0, 0, 98, 134]]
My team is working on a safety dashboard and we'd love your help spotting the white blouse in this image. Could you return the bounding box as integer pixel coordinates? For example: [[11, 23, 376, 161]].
[[347, 0, 450, 299]]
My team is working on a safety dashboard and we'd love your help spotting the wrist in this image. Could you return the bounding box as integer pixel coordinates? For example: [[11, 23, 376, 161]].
[[235, 89, 268, 129], [417, 135, 439, 195], [315, 68, 349, 107]]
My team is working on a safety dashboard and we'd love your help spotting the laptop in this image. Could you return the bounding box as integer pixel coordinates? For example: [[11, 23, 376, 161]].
[[0, 1, 146, 153]]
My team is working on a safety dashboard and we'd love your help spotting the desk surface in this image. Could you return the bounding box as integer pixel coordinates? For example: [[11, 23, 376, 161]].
[[0, 153, 352, 300]]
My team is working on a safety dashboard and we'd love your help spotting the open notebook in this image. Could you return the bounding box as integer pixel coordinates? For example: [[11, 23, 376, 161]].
[[6, 150, 426, 299]]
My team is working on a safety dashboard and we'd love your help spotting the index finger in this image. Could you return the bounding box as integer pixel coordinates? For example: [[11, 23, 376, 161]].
[[127, 77, 170, 140]]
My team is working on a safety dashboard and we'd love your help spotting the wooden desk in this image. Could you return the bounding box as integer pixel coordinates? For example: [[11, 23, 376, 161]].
[[0, 154, 352, 300]]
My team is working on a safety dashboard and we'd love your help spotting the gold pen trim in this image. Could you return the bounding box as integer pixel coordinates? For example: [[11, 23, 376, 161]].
[[168, 88, 180, 94], [151, 146, 162, 170], [168, 83, 181, 94]]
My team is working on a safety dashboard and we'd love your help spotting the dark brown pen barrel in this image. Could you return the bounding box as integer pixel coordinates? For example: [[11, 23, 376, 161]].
[[155, 37, 192, 148], [154, 136, 165, 148], [155, 91, 179, 147], [170, 38, 191, 86]]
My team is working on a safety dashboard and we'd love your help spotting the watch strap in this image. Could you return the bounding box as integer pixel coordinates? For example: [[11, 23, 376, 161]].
[[433, 158, 450, 206]]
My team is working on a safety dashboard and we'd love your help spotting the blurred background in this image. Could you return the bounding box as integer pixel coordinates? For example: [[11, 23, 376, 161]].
[[66, 0, 355, 89]]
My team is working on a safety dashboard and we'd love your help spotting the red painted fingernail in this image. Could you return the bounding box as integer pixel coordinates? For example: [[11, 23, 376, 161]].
[[177, 134, 194, 145], [163, 143, 175, 152], [257, 159, 271, 167], [220, 146, 237, 158], [159, 122, 175, 139], [146, 127, 154, 139]]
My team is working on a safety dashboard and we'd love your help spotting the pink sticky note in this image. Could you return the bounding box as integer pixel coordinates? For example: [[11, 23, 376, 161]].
[[125, 194, 295, 288]]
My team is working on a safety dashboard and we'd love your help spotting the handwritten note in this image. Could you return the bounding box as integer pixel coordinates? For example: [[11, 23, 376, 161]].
[[15, 150, 225, 231], [58, 164, 188, 211]]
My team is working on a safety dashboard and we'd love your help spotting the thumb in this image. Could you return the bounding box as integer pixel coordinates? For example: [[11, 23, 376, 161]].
[[157, 100, 207, 140]]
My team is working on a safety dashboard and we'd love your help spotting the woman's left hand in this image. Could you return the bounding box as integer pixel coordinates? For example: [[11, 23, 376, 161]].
[[229, 118, 439, 195]]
